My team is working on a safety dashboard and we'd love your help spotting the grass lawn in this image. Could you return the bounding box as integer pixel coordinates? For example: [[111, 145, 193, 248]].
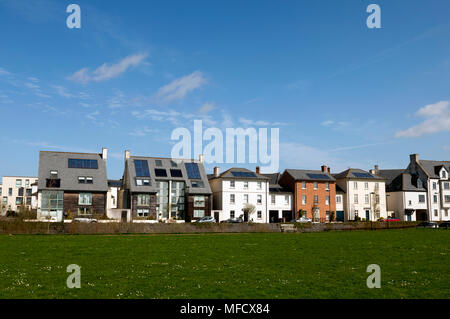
[[0, 228, 449, 299]]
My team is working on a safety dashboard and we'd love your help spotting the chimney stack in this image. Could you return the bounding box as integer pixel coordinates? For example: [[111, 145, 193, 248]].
[[321, 165, 327, 173], [214, 167, 220, 177], [199, 154, 204, 163], [256, 166, 260, 174], [102, 147, 108, 160], [410, 154, 419, 163], [125, 150, 130, 160], [374, 165, 379, 175], [327, 167, 331, 174]]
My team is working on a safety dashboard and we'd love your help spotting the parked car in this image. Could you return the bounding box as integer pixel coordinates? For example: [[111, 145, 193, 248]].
[[295, 217, 312, 223], [381, 218, 401, 222], [439, 221, 450, 228], [72, 217, 98, 223], [221, 217, 244, 223], [194, 216, 216, 223], [416, 221, 438, 229]]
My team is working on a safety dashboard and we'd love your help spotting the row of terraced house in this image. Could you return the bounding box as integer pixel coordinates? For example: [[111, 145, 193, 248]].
[[1, 149, 449, 223]]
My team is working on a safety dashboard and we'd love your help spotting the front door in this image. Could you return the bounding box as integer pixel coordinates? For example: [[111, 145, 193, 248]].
[[214, 211, 220, 223], [365, 210, 370, 221], [121, 211, 127, 223]]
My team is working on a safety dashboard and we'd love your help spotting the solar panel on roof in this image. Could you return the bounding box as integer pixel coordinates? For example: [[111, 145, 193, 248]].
[[134, 160, 150, 177], [170, 169, 183, 178], [231, 171, 257, 178], [185, 163, 201, 179], [306, 173, 330, 180], [352, 172, 374, 178], [68, 159, 98, 169], [155, 169, 168, 177]]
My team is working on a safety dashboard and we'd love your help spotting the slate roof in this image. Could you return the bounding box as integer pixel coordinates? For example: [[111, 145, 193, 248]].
[[284, 169, 336, 182], [333, 168, 384, 180], [261, 173, 280, 185], [378, 169, 426, 192], [262, 173, 292, 194], [418, 160, 450, 178], [124, 156, 211, 194], [38, 151, 108, 192], [336, 184, 345, 193], [208, 167, 270, 180], [108, 180, 123, 188]]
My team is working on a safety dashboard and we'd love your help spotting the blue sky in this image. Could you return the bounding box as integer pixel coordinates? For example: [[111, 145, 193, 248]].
[[0, 0, 449, 179]]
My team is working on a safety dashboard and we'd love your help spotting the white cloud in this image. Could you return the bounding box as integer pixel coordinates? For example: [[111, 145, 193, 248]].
[[51, 85, 74, 98], [198, 102, 216, 114], [321, 120, 334, 127], [68, 53, 148, 84], [156, 71, 207, 102], [0, 67, 10, 76], [238, 117, 287, 127], [129, 127, 158, 137], [396, 101, 450, 138], [132, 108, 216, 126]]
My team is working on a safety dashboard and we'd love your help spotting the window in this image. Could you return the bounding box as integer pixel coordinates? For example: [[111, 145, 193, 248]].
[[444, 182, 450, 190], [136, 179, 143, 186], [50, 170, 58, 177], [137, 209, 149, 217], [364, 182, 369, 190], [244, 194, 249, 203], [336, 196, 341, 203], [446, 210, 449, 217], [419, 195, 425, 203], [155, 159, 163, 167], [134, 160, 150, 177], [442, 170, 447, 179], [408, 200, 412, 206], [86, 177, 93, 184], [191, 180, 204, 188], [194, 196, 206, 207], [365, 194, 369, 204], [41, 190, 64, 211], [257, 195, 262, 204], [302, 195, 307, 205], [445, 195, 450, 203], [257, 181, 262, 189], [46, 179, 60, 188], [8, 188, 12, 196], [16, 197, 23, 205], [417, 179, 423, 189], [18, 188, 24, 196], [185, 163, 201, 179], [314, 195, 318, 204], [78, 193, 92, 205], [137, 194, 150, 206], [354, 182, 358, 190], [376, 195, 380, 204], [284, 195, 289, 205], [2, 197, 7, 204], [375, 182, 379, 190], [194, 210, 205, 218], [434, 195, 438, 204], [326, 196, 330, 205], [326, 211, 330, 221], [170, 169, 183, 178], [271, 195, 275, 204], [434, 210, 438, 217], [313, 182, 318, 190], [25, 180, 30, 187], [302, 181, 306, 189], [26, 189, 32, 196], [354, 194, 358, 204], [325, 182, 329, 190], [155, 169, 167, 177], [230, 181, 235, 188], [68, 159, 98, 169], [257, 211, 262, 219], [433, 182, 437, 190], [78, 208, 92, 216], [244, 181, 249, 189], [16, 179, 22, 187], [230, 210, 235, 218], [230, 194, 235, 204], [78, 177, 86, 184]]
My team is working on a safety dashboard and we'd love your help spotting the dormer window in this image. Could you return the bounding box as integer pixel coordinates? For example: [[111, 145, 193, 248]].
[[442, 170, 447, 179], [417, 178, 423, 189]]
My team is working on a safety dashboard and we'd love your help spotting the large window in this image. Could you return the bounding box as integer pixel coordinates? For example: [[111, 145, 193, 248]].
[[156, 181, 169, 219], [194, 195, 205, 207], [16, 197, 23, 205], [194, 210, 205, 218], [134, 160, 150, 177], [41, 191, 64, 211], [191, 180, 204, 188], [137, 209, 149, 217], [26, 189, 32, 196], [325, 182, 329, 190], [78, 193, 92, 205]]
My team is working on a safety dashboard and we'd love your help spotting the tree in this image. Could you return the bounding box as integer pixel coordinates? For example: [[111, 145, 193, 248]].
[[242, 203, 256, 222], [329, 211, 335, 222]]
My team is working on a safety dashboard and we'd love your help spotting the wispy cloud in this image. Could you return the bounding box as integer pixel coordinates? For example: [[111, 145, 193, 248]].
[[0, 67, 11, 76], [155, 71, 207, 102], [396, 101, 450, 138], [198, 102, 216, 114], [129, 127, 158, 137], [51, 85, 74, 98], [132, 108, 216, 126], [68, 53, 148, 84], [238, 117, 287, 127]]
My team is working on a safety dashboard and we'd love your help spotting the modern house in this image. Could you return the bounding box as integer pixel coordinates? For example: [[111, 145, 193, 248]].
[[333, 168, 387, 221], [261, 172, 293, 223], [278, 166, 336, 222], [121, 151, 212, 222], [37, 149, 109, 221], [208, 167, 270, 223], [335, 184, 346, 221], [374, 167, 427, 221], [0, 176, 38, 215], [404, 154, 450, 221]]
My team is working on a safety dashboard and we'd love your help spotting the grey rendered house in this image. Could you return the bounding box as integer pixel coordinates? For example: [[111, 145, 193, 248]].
[[37, 149, 108, 220], [121, 151, 212, 222]]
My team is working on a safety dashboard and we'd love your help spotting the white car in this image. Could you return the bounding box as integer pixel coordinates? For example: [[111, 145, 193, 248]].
[[72, 217, 98, 223], [295, 217, 312, 223]]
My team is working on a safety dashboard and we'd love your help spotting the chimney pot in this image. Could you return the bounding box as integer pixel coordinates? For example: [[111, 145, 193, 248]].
[[256, 166, 260, 174], [321, 165, 327, 173], [199, 154, 204, 163], [125, 150, 130, 160], [102, 148, 108, 160], [327, 167, 330, 173]]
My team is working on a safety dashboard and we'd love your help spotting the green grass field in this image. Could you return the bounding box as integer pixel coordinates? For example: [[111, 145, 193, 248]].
[[0, 229, 449, 299]]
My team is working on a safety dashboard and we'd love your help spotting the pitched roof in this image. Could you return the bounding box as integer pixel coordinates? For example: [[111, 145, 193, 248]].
[[261, 173, 280, 185], [284, 169, 336, 182], [333, 168, 384, 180], [209, 167, 269, 180], [377, 169, 405, 185], [418, 160, 450, 178], [378, 169, 426, 192], [336, 184, 345, 193], [124, 156, 211, 194], [38, 151, 108, 192], [108, 180, 123, 188]]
